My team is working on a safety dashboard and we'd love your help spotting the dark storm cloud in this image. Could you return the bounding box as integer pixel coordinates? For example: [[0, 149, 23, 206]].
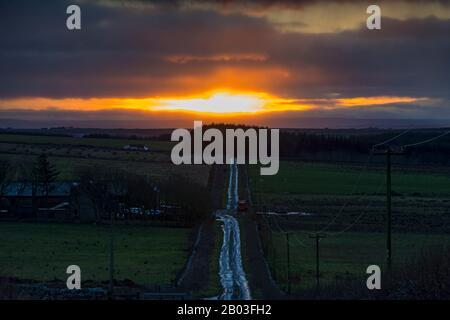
[[0, 0, 449, 102], [0, 0, 277, 97], [265, 17, 450, 99]]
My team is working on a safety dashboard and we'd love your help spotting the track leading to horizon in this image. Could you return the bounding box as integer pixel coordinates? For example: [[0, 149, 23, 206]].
[[216, 161, 251, 300]]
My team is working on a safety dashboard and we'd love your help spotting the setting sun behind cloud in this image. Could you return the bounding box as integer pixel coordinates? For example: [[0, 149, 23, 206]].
[[152, 92, 267, 114]]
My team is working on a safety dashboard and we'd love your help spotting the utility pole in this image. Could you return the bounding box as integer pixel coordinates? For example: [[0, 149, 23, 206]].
[[272, 246, 277, 281], [309, 233, 326, 290], [109, 211, 115, 299], [372, 146, 405, 267], [286, 232, 291, 295]]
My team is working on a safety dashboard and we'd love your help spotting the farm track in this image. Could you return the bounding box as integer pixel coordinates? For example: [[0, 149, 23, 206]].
[[216, 161, 251, 300]]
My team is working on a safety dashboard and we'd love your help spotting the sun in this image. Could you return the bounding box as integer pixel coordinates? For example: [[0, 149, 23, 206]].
[[152, 91, 268, 114]]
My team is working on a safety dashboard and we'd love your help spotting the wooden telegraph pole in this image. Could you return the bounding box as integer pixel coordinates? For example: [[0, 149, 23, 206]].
[[109, 211, 115, 299], [372, 146, 405, 267], [309, 233, 327, 289], [286, 232, 291, 295]]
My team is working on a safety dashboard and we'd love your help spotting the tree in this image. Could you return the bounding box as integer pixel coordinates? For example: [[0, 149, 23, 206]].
[[161, 174, 212, 222], [77, 167, 128, 222], [124, 173, 158, 218], [33, 154, 59, 198]]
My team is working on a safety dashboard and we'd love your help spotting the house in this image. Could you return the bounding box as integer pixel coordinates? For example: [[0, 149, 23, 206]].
[[1, 182, 78, 221], [1, 180, 162, 223]]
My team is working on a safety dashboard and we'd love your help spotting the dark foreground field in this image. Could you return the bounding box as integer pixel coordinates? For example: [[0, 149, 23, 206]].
[[0, 222, 190, 286]]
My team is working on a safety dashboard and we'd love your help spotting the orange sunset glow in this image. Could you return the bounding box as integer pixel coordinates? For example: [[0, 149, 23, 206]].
[[0, 92, 426, 116]]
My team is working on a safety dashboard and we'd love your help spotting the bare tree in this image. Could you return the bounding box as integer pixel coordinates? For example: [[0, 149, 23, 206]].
[[77, 167, 128, 222], [78, 167, 110, 222], [124, 173, 157, 219]]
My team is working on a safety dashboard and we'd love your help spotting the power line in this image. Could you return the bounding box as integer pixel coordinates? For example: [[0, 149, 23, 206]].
[[372, 129, 411, 149], [316, 153, 374, 234], [270, 214, 309, 247], [261, 212, 309, 248], [326, 175, 384, 237], [401, 130, 450, 148], [317, 129, 417, 235], [290, 231, 309, 248], [262, 213, 279, 233], [258, 130, 413, 242]]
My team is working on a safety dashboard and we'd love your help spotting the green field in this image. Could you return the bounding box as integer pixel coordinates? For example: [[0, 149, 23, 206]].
[[250, 161, 450, 231], [249, 160, 450, 295], [0, 222, 190, 286], [267, 230, 450, 292], [1, 153, 209, 185], [0, 133, 211, 186], [250, 161, 450, 196], [194, 223, 222, 298]]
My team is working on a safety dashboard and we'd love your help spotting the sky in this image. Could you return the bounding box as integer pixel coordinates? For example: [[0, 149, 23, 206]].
[[0, 0, 449, 128]]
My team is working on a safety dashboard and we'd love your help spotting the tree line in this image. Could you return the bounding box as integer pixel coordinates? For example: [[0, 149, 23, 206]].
[[192, 124, 450, 165], [278, 129, 450, 165]]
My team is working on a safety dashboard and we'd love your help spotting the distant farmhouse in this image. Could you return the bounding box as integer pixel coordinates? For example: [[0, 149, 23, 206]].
[[0, 181, 177, 223], [122, 144, 149, 151], [1, 182, 78, 221]]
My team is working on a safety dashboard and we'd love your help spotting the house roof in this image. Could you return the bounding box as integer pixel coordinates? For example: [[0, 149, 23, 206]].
[[4, 182, 76, 197]]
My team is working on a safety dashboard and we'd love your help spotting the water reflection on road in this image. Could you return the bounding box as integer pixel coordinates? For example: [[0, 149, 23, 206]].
[[216, 161, 251, 300]]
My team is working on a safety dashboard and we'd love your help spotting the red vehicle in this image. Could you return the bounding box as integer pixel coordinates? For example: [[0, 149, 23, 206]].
[[238, 200, 249, 212]]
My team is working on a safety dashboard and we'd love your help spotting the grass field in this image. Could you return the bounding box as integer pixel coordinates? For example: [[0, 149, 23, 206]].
[[250, 161, 450, 232], [250, 161, 450, 196], [0, 133, 211, 186], [0, 222, 190, 286], [194, 223, 222, 298], [0, 153, 210, 186], [266, 230, 450, 293], [249, 160, 450, 294]]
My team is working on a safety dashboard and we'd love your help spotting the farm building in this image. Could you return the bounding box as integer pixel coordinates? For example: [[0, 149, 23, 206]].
[[0, 181, 163, 223], [0, 182, 78, 221]]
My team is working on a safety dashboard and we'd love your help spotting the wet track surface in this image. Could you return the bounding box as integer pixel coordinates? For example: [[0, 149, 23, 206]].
[[216, 161, 251, 300]]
